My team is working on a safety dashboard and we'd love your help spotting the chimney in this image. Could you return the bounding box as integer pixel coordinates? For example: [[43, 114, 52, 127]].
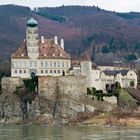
[[60, 39, 64, 49], [54, 36, 58, 45], [41, 36, 44, 44]]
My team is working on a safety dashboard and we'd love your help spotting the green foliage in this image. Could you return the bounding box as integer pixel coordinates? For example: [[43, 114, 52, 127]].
[[125, 54, 137, 62], [101, 45, 110, 54], [87, 87, 92, 95], [87, 87, 119, 101], [23, 79, 35, 92], [118, 89, 137, 111], [92, 87, 96, 93], [115, 82, 121, 90], [83, 32, 101, 46]]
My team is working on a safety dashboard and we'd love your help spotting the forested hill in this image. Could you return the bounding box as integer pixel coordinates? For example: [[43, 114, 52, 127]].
[[1, 5, 140, 65]]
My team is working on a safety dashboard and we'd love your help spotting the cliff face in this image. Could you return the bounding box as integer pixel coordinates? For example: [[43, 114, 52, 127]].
[[0, 77, 114, 125]]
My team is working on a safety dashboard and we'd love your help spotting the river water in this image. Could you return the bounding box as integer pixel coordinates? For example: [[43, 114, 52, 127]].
[[0, 125, 140, 140]]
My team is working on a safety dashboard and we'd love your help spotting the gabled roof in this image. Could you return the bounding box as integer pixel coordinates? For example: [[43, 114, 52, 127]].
[[11, 41, 29, 59], [71, 59, 81, 67], [80, 50, 91, 61], [38, 39, 70, 59], [11, 39, 70, 59]]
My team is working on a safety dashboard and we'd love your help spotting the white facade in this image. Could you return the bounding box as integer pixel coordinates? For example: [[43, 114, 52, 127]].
[[11, 18, 71, 78], [71, 59, 138, 91]]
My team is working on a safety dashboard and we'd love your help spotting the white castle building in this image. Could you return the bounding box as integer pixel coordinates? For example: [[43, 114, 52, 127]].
[[11, 18, 138, 90], [11, 18, 71, 78]]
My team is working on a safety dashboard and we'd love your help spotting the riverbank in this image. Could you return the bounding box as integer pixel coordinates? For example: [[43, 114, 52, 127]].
[[82, 111, 140, 126], [0, 111, 140, 126]]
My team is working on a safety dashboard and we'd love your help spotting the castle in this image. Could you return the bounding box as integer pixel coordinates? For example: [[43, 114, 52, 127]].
[[11, 18, 138, 91]]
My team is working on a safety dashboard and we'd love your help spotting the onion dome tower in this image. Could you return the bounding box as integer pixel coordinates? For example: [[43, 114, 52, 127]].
[[26, 18, 39, 58]]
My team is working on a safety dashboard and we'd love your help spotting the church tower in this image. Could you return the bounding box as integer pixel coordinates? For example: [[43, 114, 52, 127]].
[[26, 18, 39, 58]]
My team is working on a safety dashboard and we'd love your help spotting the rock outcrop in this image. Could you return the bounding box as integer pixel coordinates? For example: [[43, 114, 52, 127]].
[[0, 76, 115, 125]]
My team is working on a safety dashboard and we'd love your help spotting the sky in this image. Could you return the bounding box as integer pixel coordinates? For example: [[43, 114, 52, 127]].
[[0, 0, 140, 12]]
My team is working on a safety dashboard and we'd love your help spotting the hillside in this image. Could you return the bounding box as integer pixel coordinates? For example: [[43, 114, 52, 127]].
[[1, 5, 140, 65]]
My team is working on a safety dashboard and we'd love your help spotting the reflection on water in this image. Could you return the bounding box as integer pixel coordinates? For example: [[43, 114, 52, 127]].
[[0, 125, 140, 140]]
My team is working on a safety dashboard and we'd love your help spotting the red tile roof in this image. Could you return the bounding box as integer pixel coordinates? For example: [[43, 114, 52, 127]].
[[11, 39, 70, 59], [71, 59, 81, 67], [38, 39, 70, 59], [80, 50, 91, 61], [11, 41, 29, 59]]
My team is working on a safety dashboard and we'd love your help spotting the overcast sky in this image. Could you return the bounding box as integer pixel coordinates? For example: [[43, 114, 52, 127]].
[[0, 0, 140, 12]]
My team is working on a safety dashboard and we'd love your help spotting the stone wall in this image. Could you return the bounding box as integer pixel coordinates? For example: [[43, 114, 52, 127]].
[[0, 77, 23, 123], [38, 76, 87, 100]]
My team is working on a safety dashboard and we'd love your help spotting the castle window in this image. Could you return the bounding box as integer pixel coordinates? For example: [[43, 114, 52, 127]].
[[54, 62, 56, 67], [66, 62, 69, 67], [19, 70, 22, 74], [54, 70, 56, 73], [62, 62, 64, 67], [24, 62, 26, 67], [15, 70, 17, 73], [41, 70, 43, 73], [41, 62, 43, 67], [50, 62, 52, 67], [35, 62, 37, 67], [24, 70, 26, 73], [58, 62, 60, 67], [45, 62, 47, 67], [19, 62, 22, 67], [30, 62, 32, 67]]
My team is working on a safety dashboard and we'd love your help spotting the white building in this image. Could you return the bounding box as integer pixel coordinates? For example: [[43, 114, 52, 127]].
[[11, 18, 71, 78], [11, 18, 138, 90], [70, 51, 138, 90], [101, 69, 137, 90]]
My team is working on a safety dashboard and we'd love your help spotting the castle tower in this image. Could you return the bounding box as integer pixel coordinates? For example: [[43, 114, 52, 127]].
[[26, 18, 39, 58], [80, 50, 92, 87]]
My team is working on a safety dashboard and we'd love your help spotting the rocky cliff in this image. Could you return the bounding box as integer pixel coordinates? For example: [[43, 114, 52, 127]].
[[0, 76, 114, 125]]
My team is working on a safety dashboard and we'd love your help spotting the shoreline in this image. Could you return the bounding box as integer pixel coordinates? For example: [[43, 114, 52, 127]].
[[0, 113, 140, 127]]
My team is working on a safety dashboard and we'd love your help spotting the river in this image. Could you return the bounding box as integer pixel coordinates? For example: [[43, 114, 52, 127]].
[[0, 125, 140, 140]]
